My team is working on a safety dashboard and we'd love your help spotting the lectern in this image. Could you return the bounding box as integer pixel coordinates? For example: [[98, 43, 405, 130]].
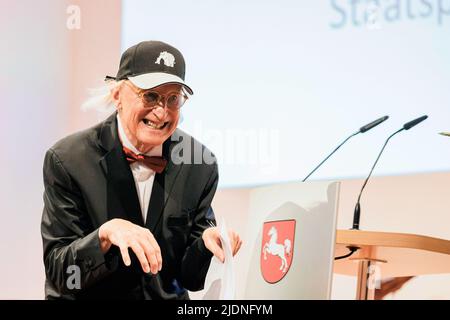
[[334, 230, 450, 299], [237, 181, 341, 299]]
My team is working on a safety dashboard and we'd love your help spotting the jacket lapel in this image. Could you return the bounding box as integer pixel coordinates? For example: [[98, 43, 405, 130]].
[[145, 131, 184, 233], [98, 114, 144, 226]]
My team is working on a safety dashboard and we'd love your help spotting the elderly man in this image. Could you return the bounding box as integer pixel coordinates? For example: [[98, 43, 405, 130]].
[[41, 41, 241, 299]]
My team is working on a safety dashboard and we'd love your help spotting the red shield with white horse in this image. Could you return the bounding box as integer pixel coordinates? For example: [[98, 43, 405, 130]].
[[260, 220, 296, 283]]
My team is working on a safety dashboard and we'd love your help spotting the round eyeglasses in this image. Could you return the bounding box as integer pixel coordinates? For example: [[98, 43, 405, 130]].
[[124, 81, 188, 110]]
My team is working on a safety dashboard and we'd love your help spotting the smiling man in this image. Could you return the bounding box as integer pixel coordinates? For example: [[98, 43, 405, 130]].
[[41, 41, 241, 299]]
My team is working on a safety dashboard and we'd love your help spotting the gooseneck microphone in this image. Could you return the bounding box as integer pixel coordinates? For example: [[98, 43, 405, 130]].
[[302, 116, 389, 182], [352, 115, 428, 230]]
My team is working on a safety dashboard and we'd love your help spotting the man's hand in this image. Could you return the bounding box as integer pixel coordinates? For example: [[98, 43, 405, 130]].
[[98, 218, 162, 274], [202, 227, 242, 263]]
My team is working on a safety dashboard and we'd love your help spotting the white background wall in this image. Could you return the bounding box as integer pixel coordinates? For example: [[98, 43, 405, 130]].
[[1, 0, 71, 299], [0, 0, 121, 299]]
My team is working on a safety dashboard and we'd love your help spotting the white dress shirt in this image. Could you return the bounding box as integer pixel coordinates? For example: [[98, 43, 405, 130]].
[[117, 115, 162, 223]]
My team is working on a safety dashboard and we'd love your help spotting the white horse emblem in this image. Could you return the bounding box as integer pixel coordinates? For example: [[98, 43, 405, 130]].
[[155, 51, 176, 67], [262, 226, 292, 273]]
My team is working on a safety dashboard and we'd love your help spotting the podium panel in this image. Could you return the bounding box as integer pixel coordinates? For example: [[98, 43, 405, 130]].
[[243, 181, 340, 299]]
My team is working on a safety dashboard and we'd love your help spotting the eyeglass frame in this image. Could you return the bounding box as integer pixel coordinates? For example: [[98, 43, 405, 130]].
[[123, 80, 189, 111]]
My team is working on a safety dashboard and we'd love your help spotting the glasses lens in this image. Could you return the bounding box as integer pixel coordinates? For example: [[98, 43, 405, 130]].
[[166, 94, 180, 108], [142, 92, 159, 105], [168, 93, 187, 109]]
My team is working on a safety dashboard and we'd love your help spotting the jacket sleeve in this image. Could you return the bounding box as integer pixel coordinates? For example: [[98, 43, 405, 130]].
[[41, 149, 118, 296], [178, 161, 218, 291]]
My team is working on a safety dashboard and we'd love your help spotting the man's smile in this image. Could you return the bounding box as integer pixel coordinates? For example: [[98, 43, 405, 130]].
[[142, 118, 169, 130]]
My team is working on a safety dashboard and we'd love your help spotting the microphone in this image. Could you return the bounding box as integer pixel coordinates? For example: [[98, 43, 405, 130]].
[[352, 115, 428, 230], [403, 115, 428, 130], [360, 116, 389, 133], [302, 116, 389, 182]]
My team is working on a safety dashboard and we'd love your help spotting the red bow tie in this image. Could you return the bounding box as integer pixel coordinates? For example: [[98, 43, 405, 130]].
[[122, 146, 167, 173]]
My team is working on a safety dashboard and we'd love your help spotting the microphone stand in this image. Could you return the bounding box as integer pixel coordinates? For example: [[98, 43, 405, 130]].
[[352, 128, 404, 230], [337, 129, 403, 260], [302, 131, 359, 182]]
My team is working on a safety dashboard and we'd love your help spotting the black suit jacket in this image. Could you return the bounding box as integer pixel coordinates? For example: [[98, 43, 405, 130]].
[[41, 113, 218, 299]]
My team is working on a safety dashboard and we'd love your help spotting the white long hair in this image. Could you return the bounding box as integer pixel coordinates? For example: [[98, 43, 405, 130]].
[[81, 79, 123, 116]]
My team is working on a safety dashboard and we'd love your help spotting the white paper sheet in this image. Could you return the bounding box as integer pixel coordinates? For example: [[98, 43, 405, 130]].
[[202, 218, 235, 300]]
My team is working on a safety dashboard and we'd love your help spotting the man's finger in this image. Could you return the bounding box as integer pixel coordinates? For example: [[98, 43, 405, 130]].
[[129, 240, 150, 273], [118, 241, 131, 266], [139, 236, 160, 274], [205, 237, 224, 262], [150, 232, 162, 271], [147, 251, 159, 274], [145, 231, 163, 271], [234, 238, 242, 256], [228, 231, 240, 256]]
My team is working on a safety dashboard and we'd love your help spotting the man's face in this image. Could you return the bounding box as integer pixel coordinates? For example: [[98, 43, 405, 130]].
[[114, 81, 183, 153]]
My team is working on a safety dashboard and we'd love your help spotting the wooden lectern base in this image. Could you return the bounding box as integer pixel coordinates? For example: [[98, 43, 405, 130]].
[[333, 230, 450, 300]]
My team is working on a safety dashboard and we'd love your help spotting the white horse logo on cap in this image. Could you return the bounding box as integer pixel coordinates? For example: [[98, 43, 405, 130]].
[[155, 51, 176, 67]]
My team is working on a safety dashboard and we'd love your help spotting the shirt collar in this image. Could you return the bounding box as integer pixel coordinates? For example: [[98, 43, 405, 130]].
[[117, 114, 162, 157]]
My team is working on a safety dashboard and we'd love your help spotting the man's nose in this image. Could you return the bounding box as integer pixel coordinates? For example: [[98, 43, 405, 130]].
[[151, 104, 168, 120]]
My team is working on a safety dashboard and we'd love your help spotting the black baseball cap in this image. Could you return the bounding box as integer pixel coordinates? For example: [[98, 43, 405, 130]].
[[106, 41, 193, 95]]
